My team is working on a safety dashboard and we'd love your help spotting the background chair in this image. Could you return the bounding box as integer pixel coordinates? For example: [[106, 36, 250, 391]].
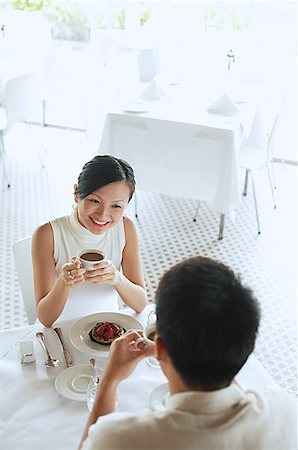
[[0, 72, 40, 188], [238, 114, 279, 235], [12, 236, 37, 325]]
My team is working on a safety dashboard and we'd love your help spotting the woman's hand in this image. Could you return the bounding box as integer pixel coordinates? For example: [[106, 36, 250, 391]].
[[62, 257, 86, 287], [84, 260, 121, 286]]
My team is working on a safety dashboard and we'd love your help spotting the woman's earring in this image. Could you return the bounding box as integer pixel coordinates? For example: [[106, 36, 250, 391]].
[[72, 203, 78, 210]]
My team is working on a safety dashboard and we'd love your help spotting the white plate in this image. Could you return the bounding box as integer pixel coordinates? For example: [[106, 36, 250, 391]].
[[149, 383, 170, 411], [69, 312, 143, 357], [55, 364, 94, 401], [122, 101, 150, 113]]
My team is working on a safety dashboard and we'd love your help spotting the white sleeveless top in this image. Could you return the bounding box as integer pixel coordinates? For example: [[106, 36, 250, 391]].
[[49, 209, 126, 321]]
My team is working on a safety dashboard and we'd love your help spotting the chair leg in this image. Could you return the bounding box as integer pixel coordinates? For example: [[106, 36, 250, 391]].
[[218, 214, 225, 240], [249, 170, 261, 235], [39, 149, 45, 169], [42, 99, 46, 127], [193, 201, 201, 222], [134, 191, 138, 218], [266, 163, 277, 209], [270, 159, 277, 189], [243, 169, 249, 196], [0, 132, 10, 188]]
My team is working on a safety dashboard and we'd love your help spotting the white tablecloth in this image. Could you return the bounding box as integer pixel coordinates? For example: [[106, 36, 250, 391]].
[[98, 94, 266, 216], [0, 305, 279, 450]]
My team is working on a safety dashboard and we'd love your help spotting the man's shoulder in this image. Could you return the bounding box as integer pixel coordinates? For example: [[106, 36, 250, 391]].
[[245, 388, 296, 439], [248, 387, 296, 408], [92, 408, 158, 432], [83, 409, 163, 449]]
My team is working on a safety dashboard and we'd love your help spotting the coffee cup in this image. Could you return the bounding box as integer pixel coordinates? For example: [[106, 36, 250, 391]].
[[77, 248, 106, 271], [134, 323, 156, 349]]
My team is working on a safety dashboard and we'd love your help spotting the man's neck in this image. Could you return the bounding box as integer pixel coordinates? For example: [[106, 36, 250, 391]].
[[168, 376, 234, 395]]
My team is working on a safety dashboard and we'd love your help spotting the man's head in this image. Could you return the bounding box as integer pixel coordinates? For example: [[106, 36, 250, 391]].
[[155, 256, 260, 390]]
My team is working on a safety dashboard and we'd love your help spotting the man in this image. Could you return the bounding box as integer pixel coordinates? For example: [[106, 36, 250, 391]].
[[79, 256, 296, 450]]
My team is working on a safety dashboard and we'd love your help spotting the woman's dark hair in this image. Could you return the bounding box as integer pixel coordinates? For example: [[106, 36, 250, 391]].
[[75, 155, 135, 201], [156, 256, 261, 390]]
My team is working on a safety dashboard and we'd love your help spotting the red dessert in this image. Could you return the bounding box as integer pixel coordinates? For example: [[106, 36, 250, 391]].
[[89, 321, 126, 345]]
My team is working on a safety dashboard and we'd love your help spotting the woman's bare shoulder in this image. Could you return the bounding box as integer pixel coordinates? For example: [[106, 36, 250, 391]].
[[123, 216, 137, 237], [33, 222, 53, 243]]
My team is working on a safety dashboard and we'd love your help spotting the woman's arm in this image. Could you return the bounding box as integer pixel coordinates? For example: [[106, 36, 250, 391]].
[[32, 223, 83, 327], [114, 217, 148, 312]]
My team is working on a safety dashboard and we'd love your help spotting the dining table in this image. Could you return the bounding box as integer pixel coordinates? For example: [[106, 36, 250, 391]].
[[0, 303, 280, 450], [98, 82, 267, 238]]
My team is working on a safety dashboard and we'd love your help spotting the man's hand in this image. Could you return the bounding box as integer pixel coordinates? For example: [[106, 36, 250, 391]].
[[101, 330, 155, 385]]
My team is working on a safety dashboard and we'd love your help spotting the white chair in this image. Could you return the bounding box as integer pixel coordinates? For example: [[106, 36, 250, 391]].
[[0, 72, 40, 188], [238, 114, 279, 234], [12, 236, 37, 325]]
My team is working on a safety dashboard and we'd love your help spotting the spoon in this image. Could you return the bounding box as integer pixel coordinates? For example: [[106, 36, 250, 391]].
[[89, 358, 102, 383], [36, 332, 60, 367]]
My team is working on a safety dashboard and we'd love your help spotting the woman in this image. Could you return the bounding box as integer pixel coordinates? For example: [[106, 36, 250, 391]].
[[32, 155, 147, 327]]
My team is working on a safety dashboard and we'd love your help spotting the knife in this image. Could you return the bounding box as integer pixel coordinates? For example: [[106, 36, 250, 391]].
[[54, 327, 74, 368]]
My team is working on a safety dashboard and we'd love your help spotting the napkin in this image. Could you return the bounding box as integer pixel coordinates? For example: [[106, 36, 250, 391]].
[[139, 76, 167, 101], [207, 93, 240, 117]]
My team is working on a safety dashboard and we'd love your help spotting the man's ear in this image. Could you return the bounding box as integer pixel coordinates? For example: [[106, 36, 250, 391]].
[[155, 336, 168, 362]]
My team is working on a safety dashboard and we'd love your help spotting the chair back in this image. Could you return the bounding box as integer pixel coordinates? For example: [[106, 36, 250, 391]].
[[12, 236, 37, 325], [3, 73, 38, 128], [267, 114, 280, 161]]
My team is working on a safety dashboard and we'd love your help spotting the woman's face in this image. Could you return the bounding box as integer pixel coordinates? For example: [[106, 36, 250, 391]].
[[75, 181, 131, 234]]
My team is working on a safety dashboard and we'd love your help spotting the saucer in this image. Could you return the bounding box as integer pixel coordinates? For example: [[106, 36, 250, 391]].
[[55, 364, 95, 401], [149, 383, 170, 411]]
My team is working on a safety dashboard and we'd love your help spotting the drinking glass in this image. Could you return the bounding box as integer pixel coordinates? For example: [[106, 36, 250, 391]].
[[86, 376, 99, 411], [86, 373, 118, 411]]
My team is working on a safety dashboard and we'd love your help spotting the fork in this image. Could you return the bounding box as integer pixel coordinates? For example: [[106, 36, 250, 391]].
[[36, 332, 60, 367]]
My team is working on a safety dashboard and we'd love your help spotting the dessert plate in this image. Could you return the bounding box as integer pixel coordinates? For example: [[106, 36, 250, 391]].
[[69, 312, 143, 357], [149, 383, 170, 411], [55, 364, 94, 401], [122, 101, 150, 113]]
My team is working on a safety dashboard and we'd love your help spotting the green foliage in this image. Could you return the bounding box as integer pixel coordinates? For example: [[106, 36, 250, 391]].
[[140, 10, 150, 26], [118, 8, 125, 30], [203, 6, 251, 31], [5, 0, 51, 12], [50, 3, 89, 28]]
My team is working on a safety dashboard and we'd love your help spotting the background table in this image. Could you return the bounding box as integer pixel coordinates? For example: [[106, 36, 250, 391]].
[[98, 90, 266, 218], [0, 305, 280, 450]]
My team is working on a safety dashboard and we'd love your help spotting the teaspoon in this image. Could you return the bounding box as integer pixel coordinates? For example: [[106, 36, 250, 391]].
[[36, 332, 60, 367], [89, 358, 102, 383]]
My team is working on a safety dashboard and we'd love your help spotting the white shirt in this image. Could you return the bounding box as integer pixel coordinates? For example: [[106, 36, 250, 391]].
[[82, 385, 297, 450], [49, 209, 125, 321]]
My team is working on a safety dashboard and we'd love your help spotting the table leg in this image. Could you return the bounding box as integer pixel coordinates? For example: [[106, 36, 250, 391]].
[[218, 214, 225, 240], [134, 191, 138, 218]]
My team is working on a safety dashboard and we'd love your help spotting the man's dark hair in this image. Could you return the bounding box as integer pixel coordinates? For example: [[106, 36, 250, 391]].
[[155, 256, 260, 390], [75, 155, 135, 201]]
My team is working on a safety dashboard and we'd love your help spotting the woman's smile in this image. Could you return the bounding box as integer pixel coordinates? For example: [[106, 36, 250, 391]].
[[90, 217, 112, 229]]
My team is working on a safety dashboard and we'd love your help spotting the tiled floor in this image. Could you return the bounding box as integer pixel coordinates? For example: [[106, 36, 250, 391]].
[[0, 122, 297, 396]]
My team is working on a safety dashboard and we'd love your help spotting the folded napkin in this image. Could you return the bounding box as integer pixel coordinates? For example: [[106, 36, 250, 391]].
[[207, 93, 240, 117], [139, 76, 167, 101]]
